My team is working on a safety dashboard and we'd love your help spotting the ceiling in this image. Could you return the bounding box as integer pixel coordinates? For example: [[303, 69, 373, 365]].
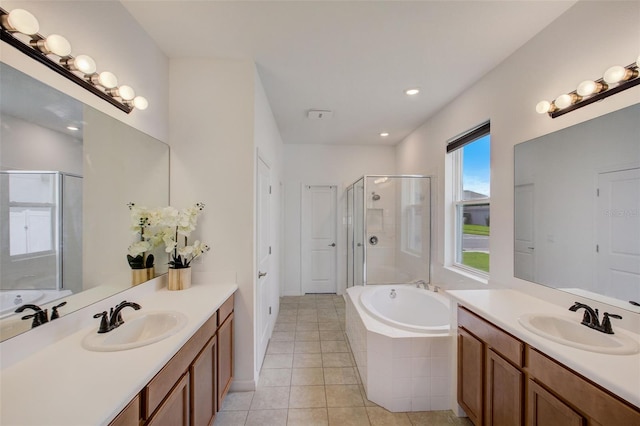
[[122, 1, 576, 146]]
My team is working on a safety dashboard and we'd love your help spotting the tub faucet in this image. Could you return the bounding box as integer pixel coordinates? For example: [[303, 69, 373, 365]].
[[413, 280, 428, 289]]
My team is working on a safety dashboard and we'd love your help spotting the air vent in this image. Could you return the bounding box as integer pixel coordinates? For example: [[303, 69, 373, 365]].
[[307, 109, 333, 120]]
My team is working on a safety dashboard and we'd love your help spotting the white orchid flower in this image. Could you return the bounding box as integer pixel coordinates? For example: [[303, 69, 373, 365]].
[[128, 241, 151, 257]]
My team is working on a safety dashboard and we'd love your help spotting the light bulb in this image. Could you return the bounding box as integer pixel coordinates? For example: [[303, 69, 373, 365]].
[[576, 80, 607, 97], [535, 100, 551, 114], [603, 65, 630, 84], [98, 71, 118, 89], [133, 96, 148, 110], [554, 94, 577, 110], [118, 85, 135, 101], [1, 9, 39, 35], [31, 34, 71, 57], [380, 132, 390, 137], [63, 55, 96, 74], [405, 88, 420, 96]]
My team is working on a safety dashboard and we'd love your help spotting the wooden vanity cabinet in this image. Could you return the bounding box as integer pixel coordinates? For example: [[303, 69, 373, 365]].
[[109, 293, 235, 426], [457, 305, 640, 426]]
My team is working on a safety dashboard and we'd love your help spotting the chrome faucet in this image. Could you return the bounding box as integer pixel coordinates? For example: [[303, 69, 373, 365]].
[[568, 302, 623, 334], [413, 279, 428, 289]]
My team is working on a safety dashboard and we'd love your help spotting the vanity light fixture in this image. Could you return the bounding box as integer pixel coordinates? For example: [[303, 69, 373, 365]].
[[0, 6, 147, 114], [537, 57, 639, 118]]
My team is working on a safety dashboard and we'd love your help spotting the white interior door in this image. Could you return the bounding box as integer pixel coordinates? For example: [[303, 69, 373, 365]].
[[597, 167, 640, 303], [256, 155, 272, 371], [514, 184, 535, 281], [302, 185, 337, 294]]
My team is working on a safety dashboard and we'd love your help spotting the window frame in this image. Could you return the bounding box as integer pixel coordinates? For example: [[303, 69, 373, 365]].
[[448, 122, 490, 277]]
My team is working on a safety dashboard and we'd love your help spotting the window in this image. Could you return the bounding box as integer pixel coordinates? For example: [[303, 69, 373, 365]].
[[448, 122, 490, 274]]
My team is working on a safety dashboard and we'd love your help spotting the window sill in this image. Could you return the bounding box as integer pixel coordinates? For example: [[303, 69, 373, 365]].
[[444, 265, 489, 285]]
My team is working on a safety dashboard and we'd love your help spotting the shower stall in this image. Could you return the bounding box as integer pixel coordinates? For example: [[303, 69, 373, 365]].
[[346, 175, 431, 287]]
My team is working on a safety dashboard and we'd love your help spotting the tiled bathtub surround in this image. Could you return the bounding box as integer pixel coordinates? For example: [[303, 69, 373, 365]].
[[345, 287, 453, 412], [215, 294, 469, 426]]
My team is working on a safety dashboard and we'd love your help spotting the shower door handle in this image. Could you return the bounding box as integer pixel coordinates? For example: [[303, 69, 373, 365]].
[[258, 271, 267, 279], [328, 243, 336, 247]]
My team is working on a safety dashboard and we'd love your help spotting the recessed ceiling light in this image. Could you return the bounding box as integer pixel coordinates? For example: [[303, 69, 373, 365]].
[[67, 126, 79, 131], [405, 88, 420, 96], [380, 132, 389, 137]]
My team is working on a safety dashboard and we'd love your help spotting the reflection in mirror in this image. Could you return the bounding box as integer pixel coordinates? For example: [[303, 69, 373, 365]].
[[514, 103, 640, 313], [0, 62, 170, 342]]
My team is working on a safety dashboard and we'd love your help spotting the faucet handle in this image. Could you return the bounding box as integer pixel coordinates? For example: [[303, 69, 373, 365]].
[[601, 312, 622, 334], [50, 301, 67, 320], [93, 311, 113, 334]]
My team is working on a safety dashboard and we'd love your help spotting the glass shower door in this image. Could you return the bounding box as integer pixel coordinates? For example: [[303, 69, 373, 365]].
[[353, 178, 365, 286]]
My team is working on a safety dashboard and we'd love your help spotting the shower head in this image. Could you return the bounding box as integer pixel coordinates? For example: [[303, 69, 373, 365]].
[[371, 192, 381, 201]]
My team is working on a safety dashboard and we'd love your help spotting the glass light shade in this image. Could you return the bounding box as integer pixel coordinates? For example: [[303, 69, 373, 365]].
[[554, 94, 574, 110], [535, 100, 551, 114], [4, 9, 39, 35], [44, 34, 71, 57], [603, 65, 628, 84], [118, 85, 135, 101], [98, 71, 118, 89], [132, 96, 148, 110], [576, 80, 598, 97], [73, 55, 96, 74]]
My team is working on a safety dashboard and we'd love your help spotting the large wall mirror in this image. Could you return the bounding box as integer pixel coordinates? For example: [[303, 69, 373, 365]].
[[0, 62, 170, 341], [514, 103, 639, 313]]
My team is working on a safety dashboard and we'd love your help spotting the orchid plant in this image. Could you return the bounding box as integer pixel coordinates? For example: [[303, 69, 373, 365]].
[[126, 202, 156, 270]]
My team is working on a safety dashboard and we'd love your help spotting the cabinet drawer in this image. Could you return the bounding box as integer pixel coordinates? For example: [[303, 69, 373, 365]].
[[218, 294, 234, 327], [144, 313, 217, 419], [527, 347, 640, 425], [109, 394, 141, 426], [458, 306, 524, 367]]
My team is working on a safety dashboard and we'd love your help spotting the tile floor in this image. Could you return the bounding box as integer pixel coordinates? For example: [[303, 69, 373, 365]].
[[214, 294, 472, 426]]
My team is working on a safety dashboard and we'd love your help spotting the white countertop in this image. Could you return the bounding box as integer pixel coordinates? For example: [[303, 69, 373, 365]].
[[448, 289, 640, 409], [0, 281, 238, 426]]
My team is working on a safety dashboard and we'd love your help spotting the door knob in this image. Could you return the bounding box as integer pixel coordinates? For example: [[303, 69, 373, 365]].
[[328, 243, 336, 247], [258, 271, 267, 278]]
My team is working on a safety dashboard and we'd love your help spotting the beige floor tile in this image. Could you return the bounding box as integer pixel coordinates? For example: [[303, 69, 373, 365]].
[[298, 308, 318, 315], [318, 321, 342, 331], [271, 331, 296, 341], [359, 385, 379, 408], [220, 391, 255, 411], [289, 385, 327, 408], [250, 386, 290, 410], [319, 330, 345, 341], [213, 410, 248, 425], [291, 367, 325, 385], [274, 322, 297, 332], [321, 340, 349, 353], [326, 384, 364, 407], [298, 314, 319, 323], [263, 354, 294, 369], [322, 352, 354, 367], [278, 312, 299, 323], [287, 408, 329, 426], [366, 407, 412, 426], [268, 341, 295, 354], [328, 407, 370, 425], [294, 340, 322, 354], [296, 322, 319, 331], [245, 409, 288, 426], [406, 411, 473, 425], [295, 331, 320, 341], [258, 368, 292, 387], [323, 367, 359, 385], [293, 353, 323, 368]]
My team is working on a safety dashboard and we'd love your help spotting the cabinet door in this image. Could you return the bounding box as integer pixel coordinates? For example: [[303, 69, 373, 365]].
[[527, 380, 584, 426], [191, 336, 217, 426], [148, 373, 190, 426], [485, 349, 523, 426], [217, 312, 234, 410], [109, 395, 140, 426], [458, 327, 484, 426]]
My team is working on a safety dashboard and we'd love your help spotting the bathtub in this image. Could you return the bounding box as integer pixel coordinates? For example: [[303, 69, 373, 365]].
[[345, 284, 453, 413]]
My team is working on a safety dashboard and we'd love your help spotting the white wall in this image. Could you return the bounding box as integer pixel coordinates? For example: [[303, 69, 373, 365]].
[[0, 1, 169, 142], [170, 59, 285, 389], [395, 1, 640, 329], [284, 144, 396, 295]]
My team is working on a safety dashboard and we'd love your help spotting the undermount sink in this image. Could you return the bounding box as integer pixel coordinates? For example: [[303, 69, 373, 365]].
[[82, 311, 188, 352], [518, 314, 640, 355]]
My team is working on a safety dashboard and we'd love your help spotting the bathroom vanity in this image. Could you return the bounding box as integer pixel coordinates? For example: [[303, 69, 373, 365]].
[[449, 289, 640, 426], [0, 280, 237, 425]]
